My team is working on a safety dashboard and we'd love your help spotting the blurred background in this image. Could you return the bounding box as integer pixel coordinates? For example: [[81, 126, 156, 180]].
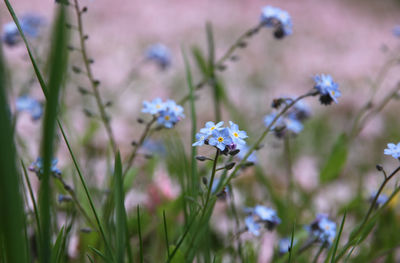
[[2, 0, 400, 261]]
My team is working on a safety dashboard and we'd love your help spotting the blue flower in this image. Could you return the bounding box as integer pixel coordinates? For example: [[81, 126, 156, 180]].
[[16, 96, 43, 121], [192, 132, 207, 147], [313, 74, 341, 105], [284, 115, 303, 134], [157, 109, 179, 128], [2, 13, 45, 47], [58, 194, 71, 203], [208, 128, 233, 151], [142, 97, 166, 115], [260, 6, 292, 38], [199, 121, 224, 136], [288, 100, 311, 121], [145, 43, 171, 69], [244, 205, 281, 234], [307, 214, 336, 246], [29, 157, 61, 176], [165, 99, 185, 119], [384, 142, 400, 159], [264, 112, 284, 130], [245, 216, 261, 236], [264, 111, 303, 137], [228, 121, 248, 145]]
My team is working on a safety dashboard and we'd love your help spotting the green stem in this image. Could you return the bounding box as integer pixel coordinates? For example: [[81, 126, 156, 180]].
[[123, 117, 156, 175], [178, 22, 264, 105], [203, 149, 220, 213], [223, 90, 318, 189], [72, 0, 117, 154]]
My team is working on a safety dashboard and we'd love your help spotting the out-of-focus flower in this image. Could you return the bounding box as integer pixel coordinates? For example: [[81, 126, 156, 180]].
[[278, 238, 296, 254], [244, 205, 281, 236], [2, 13, 45, 46], [209, 128, 233, 151], [245, 216, 261, 236], [313, 74, 341, 105], [145, 43, 171, 69], [384, 142, 400, 159], [58, 194, 72, 203], [307, 214, 336, 246], [260, 6, 292, 39], [392, 25, 400, 37], [142, 98, 184, 128], [29, 157, 62, 176], [16, 95, 43, 121], [228, 121, 248, 145], [142, 97, 165, 115]]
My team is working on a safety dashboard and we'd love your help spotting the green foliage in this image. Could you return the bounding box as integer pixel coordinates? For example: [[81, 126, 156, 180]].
[[320, 133, 349, 183]]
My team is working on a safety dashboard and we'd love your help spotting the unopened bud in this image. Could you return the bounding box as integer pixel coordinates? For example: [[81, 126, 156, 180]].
[[225, 162, 235, 170], [202, 176, 208, 186], [229, 149, 240, 156], [376, 164, 383, 171]]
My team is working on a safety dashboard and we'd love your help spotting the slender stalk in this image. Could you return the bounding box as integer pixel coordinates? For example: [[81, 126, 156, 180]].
[[284, 136, 294, 206], [58, 121, 114, 259], [72, 0, 117, 154], [123, 117, 156, 175], [52, 173, 96, 228], [178, 22, 265, 105], [223, 90, 318, 189], [203, 149, 220, 214], [334, 165, 400, 262]]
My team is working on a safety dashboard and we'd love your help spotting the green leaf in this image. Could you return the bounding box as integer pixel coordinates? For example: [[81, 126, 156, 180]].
[[51, 227, 65, 263], [329, 211, 347, 263], [0, 30, 29, 263], [114, 152, 129, 263], [320, 133, 349, 183]]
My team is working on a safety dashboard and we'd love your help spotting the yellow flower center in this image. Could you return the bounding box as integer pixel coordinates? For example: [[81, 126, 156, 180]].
[[164, 115, 170, 121], [210, 126, 216, 131], [156, 104, 161, 109], [324, 225, 330, 231], [218, 137, 224, 142], [233, 132, 238, 137]]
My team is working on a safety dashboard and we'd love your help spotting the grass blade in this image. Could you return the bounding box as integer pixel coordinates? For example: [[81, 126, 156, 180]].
[[288, 222, 295, 263], [38, 6, 69, 262], [163, 210, 170, 258], [182, 49, 198, 207], [114, 152, 128, 263], [137, 205, 144, 263], [0, 32, 29, 263], [329, 211, 346, 263]]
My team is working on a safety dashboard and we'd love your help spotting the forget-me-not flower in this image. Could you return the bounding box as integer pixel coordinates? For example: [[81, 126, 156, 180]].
[[208, 128, 233, 151], [142, 97, 184, 128], [200, 121, 224, 136], [278, 238, 296, 254], [370, 191, 389, 207], [2, 13, 45, 46], [142, 97, 166, 115], [16, 96, 43, 121], [29, 157, 61, 176], [260, 6, 293, 38], [145, 43, 171, 69], [244, 205, 281, 236], [313, 74, 341, 105], [236, 144, 257, 164], [384, 142, 400, 159], [192, 132, 207, 147], [307, 214, 336, 246], [157, 109, 179, 129], [245, 216, 262, 236], [228, 121, 248, 145]]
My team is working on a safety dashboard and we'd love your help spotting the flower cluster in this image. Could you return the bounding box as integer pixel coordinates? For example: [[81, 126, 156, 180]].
[[145, 43, 172, 70], [264, 97, 311, 137], [307, 214, 336, 246], [192, 121, 248, 152], [142, 98, 184, 128], [29, 157, 62, 176], [384, 142, 400, 159], [313, 74, 341, 105], [16, 96, 43, 121], [2, 13, 45, 47], [260, 6, 293, 39], [244, 205, 281, 236]]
